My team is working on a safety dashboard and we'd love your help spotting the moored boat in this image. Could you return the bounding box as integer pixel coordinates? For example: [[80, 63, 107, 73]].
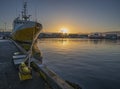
[[11, 2, 42, 43]]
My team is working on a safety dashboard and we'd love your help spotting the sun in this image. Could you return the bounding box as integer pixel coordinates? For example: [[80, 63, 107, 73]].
[[60, 27, 69, 34]]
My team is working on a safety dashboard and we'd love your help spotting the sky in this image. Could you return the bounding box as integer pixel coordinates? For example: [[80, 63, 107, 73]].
[[0, 0, 120, 33]]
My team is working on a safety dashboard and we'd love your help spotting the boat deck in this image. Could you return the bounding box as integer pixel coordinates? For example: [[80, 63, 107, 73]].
[[0, 40, 50, 89]]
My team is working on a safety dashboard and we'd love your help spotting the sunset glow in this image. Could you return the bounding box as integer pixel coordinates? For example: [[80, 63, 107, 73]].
[[60, 27, 69, 34], [0, 0, 120, 33]]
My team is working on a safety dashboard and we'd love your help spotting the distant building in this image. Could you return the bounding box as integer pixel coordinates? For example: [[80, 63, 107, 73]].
[[0, 32, 11, 39], [69, 34, 88, 38], [39, 33, 88, 38], [105, 34, 118, 39], [39, 33, 66, 38], [88, 33, 103, 39], [68, 34, 79, 38]]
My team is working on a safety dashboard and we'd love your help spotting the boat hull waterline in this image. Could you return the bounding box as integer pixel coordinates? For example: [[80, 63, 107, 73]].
[[12, 23, 42, 43]]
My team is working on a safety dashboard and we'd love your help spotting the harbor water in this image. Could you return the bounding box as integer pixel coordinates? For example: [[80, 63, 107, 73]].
[[37, 38, 120, 89]]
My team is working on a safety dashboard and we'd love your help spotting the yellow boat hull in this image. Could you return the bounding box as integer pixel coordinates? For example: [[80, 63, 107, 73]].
[[12, 26, 41, 43]]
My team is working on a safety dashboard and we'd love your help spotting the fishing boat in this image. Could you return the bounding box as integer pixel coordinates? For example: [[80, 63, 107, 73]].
[[11, 2, 42, 43]]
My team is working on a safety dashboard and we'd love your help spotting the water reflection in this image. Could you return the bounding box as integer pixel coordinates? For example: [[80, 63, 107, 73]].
[[57, 38, 69, 46], [38, 38, 120, 89], [89, 39, 103, 44]]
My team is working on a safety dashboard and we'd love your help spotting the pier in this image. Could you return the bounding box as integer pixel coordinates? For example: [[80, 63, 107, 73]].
[[0, 39, 78, 89], [0, 39, 50, 89]]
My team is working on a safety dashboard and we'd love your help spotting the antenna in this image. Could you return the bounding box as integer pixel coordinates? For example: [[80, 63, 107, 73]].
[[22, 1, 31, 20], [3, 22, 6, 35], [15, 0, 18, 18], [5, 22, 6, 31]]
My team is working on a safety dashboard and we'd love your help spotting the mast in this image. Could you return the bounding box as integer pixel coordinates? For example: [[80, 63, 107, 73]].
[[22, 2, 31, 20]]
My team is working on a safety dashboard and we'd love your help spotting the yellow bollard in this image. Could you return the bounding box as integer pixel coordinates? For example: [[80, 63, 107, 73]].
[[18, 62, 32, 81]]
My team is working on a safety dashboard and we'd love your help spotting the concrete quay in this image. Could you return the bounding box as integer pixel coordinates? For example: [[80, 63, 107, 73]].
[[0, 40, 49, 89]]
